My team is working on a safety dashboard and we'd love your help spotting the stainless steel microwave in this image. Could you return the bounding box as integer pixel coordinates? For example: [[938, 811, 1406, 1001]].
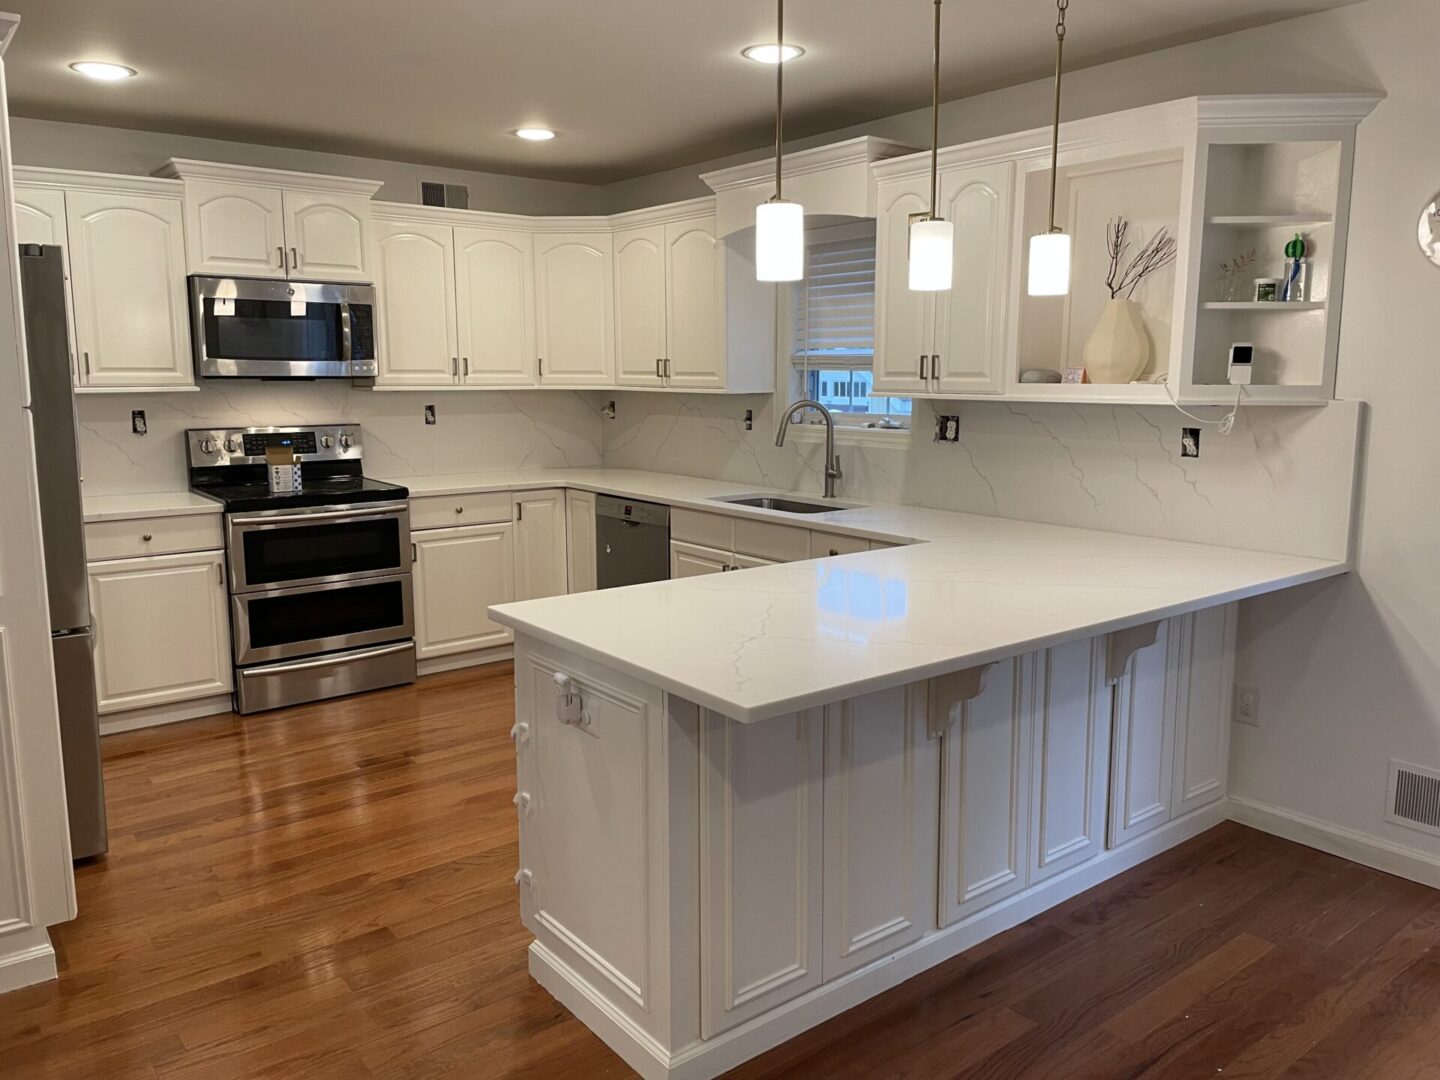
[[189, 276, 377, 379]]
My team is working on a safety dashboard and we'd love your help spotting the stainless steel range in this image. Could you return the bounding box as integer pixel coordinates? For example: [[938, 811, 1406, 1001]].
[[187, 425, 416, 714]]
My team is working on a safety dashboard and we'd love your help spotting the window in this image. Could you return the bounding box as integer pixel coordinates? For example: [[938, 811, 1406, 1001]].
[[792, 225, 910, 428]]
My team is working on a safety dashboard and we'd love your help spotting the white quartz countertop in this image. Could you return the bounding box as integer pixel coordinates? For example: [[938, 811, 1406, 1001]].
[[82, 491, 222, 522]]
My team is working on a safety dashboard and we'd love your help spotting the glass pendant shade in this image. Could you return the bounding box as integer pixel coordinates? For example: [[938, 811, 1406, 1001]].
[[756, 199, 805, 282], [1027, 231, 1072, 296], [908, 218, 953, 291]]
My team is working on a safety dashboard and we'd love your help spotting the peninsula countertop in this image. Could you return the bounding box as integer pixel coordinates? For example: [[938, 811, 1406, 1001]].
[[482, 471, 1347, 723]]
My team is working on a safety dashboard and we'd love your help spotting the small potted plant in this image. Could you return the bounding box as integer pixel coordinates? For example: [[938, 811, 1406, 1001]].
[[1083, 218, 1178, 383]]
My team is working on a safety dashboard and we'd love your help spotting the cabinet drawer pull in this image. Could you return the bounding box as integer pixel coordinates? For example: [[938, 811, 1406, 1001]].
[[829, 548, 839, 557], [455, 505, 464, 514], [141, 533, 153, 542]]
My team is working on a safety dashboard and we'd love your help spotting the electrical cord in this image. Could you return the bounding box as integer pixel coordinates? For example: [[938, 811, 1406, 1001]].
[[1155, 373, 1243, 435]]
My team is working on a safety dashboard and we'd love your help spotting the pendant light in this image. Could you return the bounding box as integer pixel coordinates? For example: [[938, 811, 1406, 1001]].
[[1027, 0, 1072, 296], [755, 0, 804, 281], [908, 0, 952, 291]]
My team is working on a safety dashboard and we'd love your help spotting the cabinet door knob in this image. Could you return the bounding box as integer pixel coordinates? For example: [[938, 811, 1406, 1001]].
[[141, 533, 153, 542], [455, 505, 464, 514], [829, 548, 839, 556]]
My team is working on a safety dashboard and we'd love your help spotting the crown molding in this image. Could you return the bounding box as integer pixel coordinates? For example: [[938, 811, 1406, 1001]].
[[700, 136, 919, 193], [155, 158, 384, 197], [13, 165, 183, 197]]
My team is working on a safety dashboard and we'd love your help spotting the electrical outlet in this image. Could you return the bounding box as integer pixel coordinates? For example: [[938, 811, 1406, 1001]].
[[934, 414, 961, 443], [1234, 685, 1260, 726], [1181, 427, 1200, 458], [743, 409, 753, 431], [131, 410, 147, 436], [424, 404, 436, 425], [601, 399, 616, 420]]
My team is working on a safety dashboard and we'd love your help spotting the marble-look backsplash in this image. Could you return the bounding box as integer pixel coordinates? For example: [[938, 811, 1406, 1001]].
[[601, 393, 1362, 562], [76, 383, 605, 494]]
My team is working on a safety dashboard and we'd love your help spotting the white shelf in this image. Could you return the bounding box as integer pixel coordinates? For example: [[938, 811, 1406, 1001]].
[[1205, 214, 1333, 228], [1201, 301, 1326, 311]]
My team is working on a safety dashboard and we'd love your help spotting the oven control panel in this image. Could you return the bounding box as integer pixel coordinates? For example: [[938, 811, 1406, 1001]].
[[186, 425, 361, 467]]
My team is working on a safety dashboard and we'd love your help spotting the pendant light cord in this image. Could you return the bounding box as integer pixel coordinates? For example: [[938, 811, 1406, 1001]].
[[1046, 0, 1068, 233], [929, 0, 942, 217], [775, 0, 785, 202]]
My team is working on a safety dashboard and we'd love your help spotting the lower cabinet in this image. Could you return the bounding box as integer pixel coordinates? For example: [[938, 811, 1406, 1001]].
[[412, 522, 515, 658], [670, 539, 731, 578], [513, 489, 569, 600], [87, 550, 232, 713], [565, 490, 597, 594]]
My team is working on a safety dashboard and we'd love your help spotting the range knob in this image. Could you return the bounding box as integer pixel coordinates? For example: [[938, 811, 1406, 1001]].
[[199, 437, 218, 455], [319, 435, 334, 449], [224, 436, 243, 454], [337, 431, 355, 451]]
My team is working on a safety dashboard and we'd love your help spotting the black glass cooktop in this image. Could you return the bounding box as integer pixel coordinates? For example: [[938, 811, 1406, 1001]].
[[191, 474, 409, 513]]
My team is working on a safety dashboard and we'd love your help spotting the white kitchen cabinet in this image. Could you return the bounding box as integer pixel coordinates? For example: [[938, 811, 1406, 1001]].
[[413, 522, 515, 658], [565, 490, 598, 593], [13, 185, 78, 372], [1172, 605, 1236, 816], [664, 218, 722, 388], [937, 656, 1031, 926], [872, 163, 1013, 397], [64, 189, 193, 389], [613, 224, 667, 386], [730, 552, 778, 570], [930, 161, 1013, 395], [700, 709, 825, 1036], [822, 684, 938, 980], [534, 232, 614, 385], [182, 179, 286, 278], [1109, 620, 1177, 847], [373, 219, 459, 386], [87, 550, 232, 713], [1029, 637, 1111, 883], [456, 227, 536, 386], [282, 189, 372, 282], [670, 539, 730, 578], [513, 489, 569, 600]]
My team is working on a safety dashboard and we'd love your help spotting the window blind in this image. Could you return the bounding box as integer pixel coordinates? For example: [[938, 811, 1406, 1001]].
[[792, 235, 876, 369]]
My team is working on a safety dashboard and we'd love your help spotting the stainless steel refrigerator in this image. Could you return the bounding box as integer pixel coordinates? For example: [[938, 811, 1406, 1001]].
[[19, 244, 108, 859]]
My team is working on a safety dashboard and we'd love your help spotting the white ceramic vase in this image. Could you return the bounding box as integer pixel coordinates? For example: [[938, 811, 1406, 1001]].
[[1082, 298, 1150, 384]]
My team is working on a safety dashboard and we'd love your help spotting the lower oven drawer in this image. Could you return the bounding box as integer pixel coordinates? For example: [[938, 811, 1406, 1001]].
[[233, 573, 414, 665], [236, 641, 416, 714]]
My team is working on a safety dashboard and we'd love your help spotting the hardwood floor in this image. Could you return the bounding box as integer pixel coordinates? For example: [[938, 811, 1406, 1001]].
[[3, 665, 1439, 1079]]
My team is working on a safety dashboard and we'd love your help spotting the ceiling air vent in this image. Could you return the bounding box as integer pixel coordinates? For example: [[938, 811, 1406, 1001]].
[[420, 182, 470, 210], [1386, 761, 1440, 836]]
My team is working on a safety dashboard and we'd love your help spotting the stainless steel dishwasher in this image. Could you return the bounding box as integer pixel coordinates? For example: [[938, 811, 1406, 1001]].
[[595, 494, 671, 589]]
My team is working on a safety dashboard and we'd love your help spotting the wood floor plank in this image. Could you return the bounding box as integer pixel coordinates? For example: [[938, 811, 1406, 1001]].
[[2, 665, 1437, 1080]]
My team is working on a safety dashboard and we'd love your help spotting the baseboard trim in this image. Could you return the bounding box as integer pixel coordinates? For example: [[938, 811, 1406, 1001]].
[[99, 693, 232, 736], [529, 801, 1228, 1080], [1228, 795, 1440, 889], [0, 926, 56, 996], [416, 644, 513, 677]]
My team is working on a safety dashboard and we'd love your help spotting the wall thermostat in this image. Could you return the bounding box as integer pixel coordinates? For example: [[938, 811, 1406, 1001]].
[[1228, 342, 1254, 385]]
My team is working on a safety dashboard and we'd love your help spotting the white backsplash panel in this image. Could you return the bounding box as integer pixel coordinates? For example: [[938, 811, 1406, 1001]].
[[601, 393, 1362, 562], [77, 383, 605, 495]]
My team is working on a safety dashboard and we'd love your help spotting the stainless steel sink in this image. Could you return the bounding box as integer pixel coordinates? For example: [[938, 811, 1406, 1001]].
[[713, 494, 862, 515]]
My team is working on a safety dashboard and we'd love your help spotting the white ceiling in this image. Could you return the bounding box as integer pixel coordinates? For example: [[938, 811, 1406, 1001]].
[[1, 0, 1362, 185]]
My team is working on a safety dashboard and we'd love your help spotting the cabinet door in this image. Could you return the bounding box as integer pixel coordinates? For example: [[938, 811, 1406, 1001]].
[[731, 552, 777, 570], [938, 656, 1031, 927], [1030, 638, 1111, 884], [613, 225, 667, 386], [373, 220, 458, 386], [701, 710, 824, 1036], [823, 685, 938, 980], [413, 523, 514, 658], [455, 226, 536, 386], [1172, 606, 1236, 816], [932, 162, 1013, 395], [183, 180, 286, 278], [88, 551, 232, 713], [282, 190, 371, 282], [534, 232, 614, 385], [565, 490, 598, 594], [665, 218, 723, 388], [670, 540, 729, 578], [65, 190, 193, 388], [872, 176, 934, 395], [513, 489, 569, 601], [1109, 619, 1177, 847], [13, 186, 78, 373]]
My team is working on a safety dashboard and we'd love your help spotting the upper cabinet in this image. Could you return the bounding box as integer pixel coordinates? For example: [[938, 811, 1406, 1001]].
[[455, 226, 536, 387], [373, 218, 458, 386], [534, 231, 614, 386], [158, 160, 381, 282], [613, 224, 667, 387]]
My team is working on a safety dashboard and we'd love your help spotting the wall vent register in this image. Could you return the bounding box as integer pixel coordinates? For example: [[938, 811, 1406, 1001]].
[[1387, 760, 1440, 837]]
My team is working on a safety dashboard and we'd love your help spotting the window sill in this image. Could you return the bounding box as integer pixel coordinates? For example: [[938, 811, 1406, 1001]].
[[785, 422, 914, 450]]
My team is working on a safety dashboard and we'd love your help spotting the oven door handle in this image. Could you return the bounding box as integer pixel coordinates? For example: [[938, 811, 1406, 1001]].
[[241, 641, 414, 677], [229, 502, 409, 527]]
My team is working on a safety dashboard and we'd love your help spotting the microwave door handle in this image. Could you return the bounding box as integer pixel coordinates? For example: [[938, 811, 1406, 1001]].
[[340, 303, 353, 365]]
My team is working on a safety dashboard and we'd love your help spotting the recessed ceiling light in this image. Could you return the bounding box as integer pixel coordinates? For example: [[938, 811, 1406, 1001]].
[[69, 61, 137, 82], [742, 43, 804, 64], [513, 127, 557, 142]]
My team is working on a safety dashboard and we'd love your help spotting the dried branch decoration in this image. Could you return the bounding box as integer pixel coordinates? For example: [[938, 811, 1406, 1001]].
[[1104, 217, 1178, 299]]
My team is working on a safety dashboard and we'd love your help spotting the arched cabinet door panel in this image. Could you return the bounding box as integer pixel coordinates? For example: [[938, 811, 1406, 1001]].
[[665, 219, 722, 388], [283, 190, 371, 282], [613, 225, 666, 386], [184, 180, 286, 278], [533, 233, 614, 385], [374, 220, 458, 386], [457, 227, 536, 386], [873, 177, 934, 395]]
